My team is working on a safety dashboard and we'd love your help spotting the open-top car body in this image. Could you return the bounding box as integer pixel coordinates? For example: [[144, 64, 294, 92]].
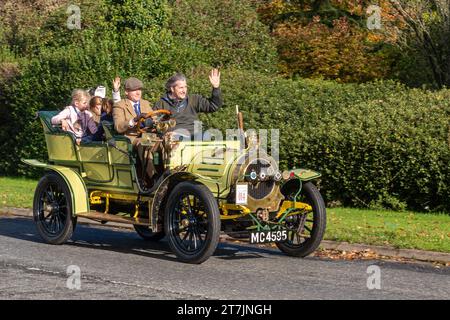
[[23, 110, 326, 264]]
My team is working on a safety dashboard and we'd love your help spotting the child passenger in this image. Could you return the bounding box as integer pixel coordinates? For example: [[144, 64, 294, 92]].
[[89, 96, 103, 125], [89, 77, 121, 126], [92, 98, 114, 141], [51, 89, 98, 145]]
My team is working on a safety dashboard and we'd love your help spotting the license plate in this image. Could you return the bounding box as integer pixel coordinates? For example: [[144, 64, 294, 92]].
[[250, 230, 288, 244], [235, 183, 248, 205]]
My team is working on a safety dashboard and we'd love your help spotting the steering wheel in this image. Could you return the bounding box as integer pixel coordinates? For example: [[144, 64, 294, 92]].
[[136, 109, 172, 133]]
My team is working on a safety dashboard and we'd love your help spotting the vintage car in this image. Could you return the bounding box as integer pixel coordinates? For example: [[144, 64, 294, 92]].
[[23, 109, 326, 264]]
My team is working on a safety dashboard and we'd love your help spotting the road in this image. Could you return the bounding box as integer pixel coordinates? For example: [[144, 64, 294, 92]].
[[0, 215, 448, 300]]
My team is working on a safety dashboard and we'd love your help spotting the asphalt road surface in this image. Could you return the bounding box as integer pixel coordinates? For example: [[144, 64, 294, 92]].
[[0, 216, 449, 300]]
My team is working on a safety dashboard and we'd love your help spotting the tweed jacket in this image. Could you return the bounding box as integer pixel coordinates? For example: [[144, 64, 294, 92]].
[[112, 98, 152, 141]]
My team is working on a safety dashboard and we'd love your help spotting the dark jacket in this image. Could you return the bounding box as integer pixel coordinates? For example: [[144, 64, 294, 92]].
[[153, 88, 223, 135], [92, 113, 114, 141]]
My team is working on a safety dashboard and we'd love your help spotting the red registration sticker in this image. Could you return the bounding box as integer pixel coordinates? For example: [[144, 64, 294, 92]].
[[235, 183, 248, 205]]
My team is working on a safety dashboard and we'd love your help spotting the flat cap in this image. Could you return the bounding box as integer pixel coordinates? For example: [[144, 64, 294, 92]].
[[124, 77, 144, 91]]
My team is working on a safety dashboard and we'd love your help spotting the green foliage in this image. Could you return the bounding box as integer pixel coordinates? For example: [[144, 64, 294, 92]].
[[258, 0, 369, 29], [0, 0, 229, 175], [170, 0, 277, 73], [106, 0, 170, 31], [0, 177, 38, 208], [389, 0, 450, 89], [0, 0, 50, 56]]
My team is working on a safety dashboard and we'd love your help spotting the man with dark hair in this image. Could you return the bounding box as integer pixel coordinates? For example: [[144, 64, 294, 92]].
[[154, 69, 223, 138]]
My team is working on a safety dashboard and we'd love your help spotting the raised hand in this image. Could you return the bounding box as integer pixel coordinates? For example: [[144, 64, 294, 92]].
[[113, 76, 121, 93], [209, 68, 221, 88]]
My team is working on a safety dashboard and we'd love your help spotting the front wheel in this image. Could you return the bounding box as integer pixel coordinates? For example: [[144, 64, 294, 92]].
[[164, 181, 221, 264], [33, 173, 77, 245], [276, 182, 326, 257]]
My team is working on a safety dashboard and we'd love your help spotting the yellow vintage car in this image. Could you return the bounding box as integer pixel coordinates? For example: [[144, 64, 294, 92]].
[[23, 110, 326, 264]]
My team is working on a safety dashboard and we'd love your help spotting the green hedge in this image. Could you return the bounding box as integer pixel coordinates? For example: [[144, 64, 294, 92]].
[[169, 0, 277, 73]]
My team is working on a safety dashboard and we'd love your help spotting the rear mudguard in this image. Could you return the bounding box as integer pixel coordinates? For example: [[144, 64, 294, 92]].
[[21, 159, 90, 216]]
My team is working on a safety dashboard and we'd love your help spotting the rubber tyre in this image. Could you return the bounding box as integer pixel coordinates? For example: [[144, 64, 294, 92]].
[[164, 181, 221, 264], [276, 182, 326, 257], [33, 173, 77, 245]]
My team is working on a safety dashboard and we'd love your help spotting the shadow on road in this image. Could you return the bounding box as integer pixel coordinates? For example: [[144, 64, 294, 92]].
[[0, 216, 283, 262]]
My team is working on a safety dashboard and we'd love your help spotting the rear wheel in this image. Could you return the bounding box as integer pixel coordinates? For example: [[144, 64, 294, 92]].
[[33, 173, 77, 245], [133, 225, 165, 241], [164, 181, 220, 264], [276, 182, 326, 257]]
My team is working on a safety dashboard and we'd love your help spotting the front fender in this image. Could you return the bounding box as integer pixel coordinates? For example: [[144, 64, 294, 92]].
[[22, 159, 89, 216], [290, 168, 321, 181]]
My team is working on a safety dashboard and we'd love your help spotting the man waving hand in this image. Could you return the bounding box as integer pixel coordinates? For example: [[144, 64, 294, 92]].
[[154, 69, 223, 138]]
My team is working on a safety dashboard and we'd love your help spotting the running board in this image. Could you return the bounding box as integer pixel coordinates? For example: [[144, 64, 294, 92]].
[[76, 211, 150, 226]]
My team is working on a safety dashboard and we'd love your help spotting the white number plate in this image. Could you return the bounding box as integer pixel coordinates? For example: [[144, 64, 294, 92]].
[[250, 230, 288, 244], [235, 183, 248, 205]]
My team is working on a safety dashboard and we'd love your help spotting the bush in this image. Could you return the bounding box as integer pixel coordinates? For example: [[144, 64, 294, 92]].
[[169, 0, 277, 73]]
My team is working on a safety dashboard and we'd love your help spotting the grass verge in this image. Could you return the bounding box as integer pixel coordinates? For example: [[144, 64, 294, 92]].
[[326, 208, 450, 253], [0, 177, 37, 208]]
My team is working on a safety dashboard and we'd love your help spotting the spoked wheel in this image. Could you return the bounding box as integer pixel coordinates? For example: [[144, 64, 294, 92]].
[[164, 181, 220, 264], [276, 182, 326, 257], [133, 225, 165, 241], [33, 173, 77, 245]]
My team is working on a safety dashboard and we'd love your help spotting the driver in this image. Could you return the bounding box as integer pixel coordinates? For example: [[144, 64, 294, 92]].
[[112, 77, 155, 188]]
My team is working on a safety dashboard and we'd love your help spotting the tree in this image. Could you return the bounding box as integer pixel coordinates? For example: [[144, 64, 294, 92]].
[[258, 0, 370, 29], [389, 0, 450, 88], [106, 0, 170, 31], [169, 0, 277, 73], [258, 0, 393, 82]]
